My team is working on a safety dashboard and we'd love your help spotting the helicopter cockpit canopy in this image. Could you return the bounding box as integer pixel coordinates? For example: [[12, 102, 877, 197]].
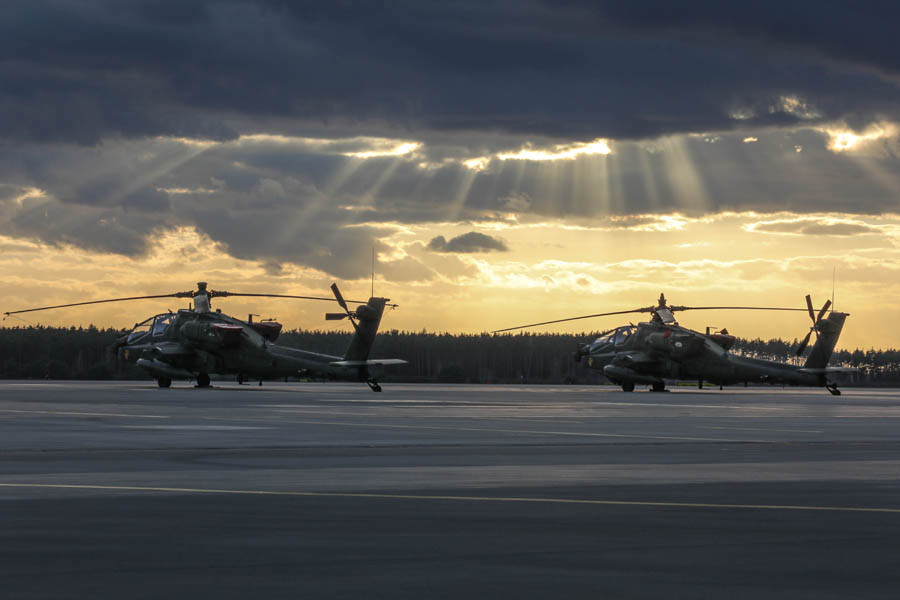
[[127, 317, 154, 344], [127, 314, 175, 344], [613, 325, 637, 345], [588, 325, 637, 353], [152, 313, 176, 336], [587, 331, 614, 353]]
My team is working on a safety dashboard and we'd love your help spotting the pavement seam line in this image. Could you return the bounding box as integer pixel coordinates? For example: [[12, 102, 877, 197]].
[[197, 416, 763, 443], [0, 409, 169, 419], [1, 483, 898, 514]]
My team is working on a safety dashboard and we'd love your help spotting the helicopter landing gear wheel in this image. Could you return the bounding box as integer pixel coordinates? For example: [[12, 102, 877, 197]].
[[651, 382, 666, 392], [196, 373, 211, 388], [367, 379, 382, 393], [621, 381, 635, 392], [157, 377, 171, 388]]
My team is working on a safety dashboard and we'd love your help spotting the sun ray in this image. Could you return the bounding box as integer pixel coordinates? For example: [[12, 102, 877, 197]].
[[658, 136, 710, 214]]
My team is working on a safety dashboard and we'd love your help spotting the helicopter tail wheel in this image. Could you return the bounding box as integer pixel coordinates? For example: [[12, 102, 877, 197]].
[[157, 377, 172, 388], [621, 381, 635, 392], [196, 373, 211, 388], [826, 383, 841, 396], [367, 379, 383, 392]]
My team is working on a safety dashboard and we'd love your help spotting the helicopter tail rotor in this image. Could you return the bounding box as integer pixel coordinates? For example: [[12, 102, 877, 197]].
[[796, 295, 832, 356], [327, 283, 360, 332]]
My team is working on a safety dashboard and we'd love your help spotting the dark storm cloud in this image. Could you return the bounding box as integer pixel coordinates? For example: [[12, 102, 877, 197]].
[[0, 196, 157, 256], [6, 1, 900, 279], [428, 232, 509, 253], [595, 1, 900, 77], [2, 1, 900, 144]]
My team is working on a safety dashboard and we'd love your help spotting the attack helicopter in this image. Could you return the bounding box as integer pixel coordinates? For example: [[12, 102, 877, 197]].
[[4, 282, 406, 391], [494, 293, 854, 395]]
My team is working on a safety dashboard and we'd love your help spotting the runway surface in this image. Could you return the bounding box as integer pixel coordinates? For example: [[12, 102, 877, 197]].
[[2, 381, 900, 598]]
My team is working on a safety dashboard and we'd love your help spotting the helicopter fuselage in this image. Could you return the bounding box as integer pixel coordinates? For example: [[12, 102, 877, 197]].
[[119, 307, 383, 384], [581, 321, 832, 389], [5, 281, 404, 391]]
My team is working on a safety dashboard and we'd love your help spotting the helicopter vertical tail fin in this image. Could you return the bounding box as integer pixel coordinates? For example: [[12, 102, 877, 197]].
[[343, 297, 388, 362], [804, 312, 848, 369]]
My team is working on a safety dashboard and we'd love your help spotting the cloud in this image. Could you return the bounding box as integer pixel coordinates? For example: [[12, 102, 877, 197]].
[[0, 185, 162, 256], [427, 232, 509, 253], [3, 1, 900, 145], [748, 219, 882, 236], [2, 1, 900, 282], [2, 125, 900, 278]]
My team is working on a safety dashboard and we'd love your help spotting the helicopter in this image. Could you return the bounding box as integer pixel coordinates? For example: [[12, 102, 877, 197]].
[[4, 282, 406, 392], [494, 293, 854, 395]]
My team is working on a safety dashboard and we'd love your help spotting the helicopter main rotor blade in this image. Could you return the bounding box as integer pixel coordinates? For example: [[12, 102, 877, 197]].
[[4, 285, 399, 318], [3, 292, 192, 317], [493, 302, 815, 333], [671, 306, 810, 312], [214, 292, 390, 306], [492, 308, 652, 333]]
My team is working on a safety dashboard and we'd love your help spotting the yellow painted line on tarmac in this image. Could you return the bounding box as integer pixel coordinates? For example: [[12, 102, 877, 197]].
[[1, 482, 898, 514], [199, 415, 761, 443], [0, 409, 169, 419]]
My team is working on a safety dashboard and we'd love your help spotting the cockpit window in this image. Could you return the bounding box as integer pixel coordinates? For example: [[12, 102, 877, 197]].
[[127, 317, 154, 344], [589, 332, 614, 353], [152, 314, 176, 336], [614, 326, 637, 346], [593, 333, 614, 346]]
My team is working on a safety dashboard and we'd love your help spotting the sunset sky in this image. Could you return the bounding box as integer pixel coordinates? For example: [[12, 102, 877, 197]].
[[1, 1, 899, 349]]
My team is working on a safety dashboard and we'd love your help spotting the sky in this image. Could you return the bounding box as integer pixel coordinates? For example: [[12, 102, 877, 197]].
[[1, 0, 899, 349]]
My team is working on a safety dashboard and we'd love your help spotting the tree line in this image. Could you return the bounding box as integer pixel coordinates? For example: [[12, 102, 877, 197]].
[[0, 325, 898, 386]]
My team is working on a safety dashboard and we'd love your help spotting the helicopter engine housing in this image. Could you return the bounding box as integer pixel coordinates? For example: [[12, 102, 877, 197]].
[[180, 320, 216, 344], [647, 330, 704, 357]]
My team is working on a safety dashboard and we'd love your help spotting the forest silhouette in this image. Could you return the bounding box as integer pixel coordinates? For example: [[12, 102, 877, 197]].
[[1, 326, 897, 386]]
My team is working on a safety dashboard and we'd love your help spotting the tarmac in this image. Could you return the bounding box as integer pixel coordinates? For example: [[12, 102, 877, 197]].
[[2, 380, 900, 598]]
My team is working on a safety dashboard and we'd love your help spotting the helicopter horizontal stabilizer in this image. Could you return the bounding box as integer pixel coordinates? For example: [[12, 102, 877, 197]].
[[328, 359, 408, 367]]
